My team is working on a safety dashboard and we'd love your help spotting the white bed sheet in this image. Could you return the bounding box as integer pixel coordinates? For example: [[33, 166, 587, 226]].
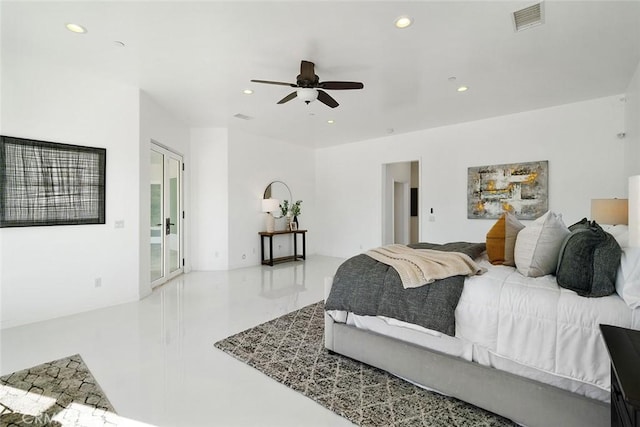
[[349, 313, 473, 360], [459, 257, 640, 401], [327, 257, 640, 403]]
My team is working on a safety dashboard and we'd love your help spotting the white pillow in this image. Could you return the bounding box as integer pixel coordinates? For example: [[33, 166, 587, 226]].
[[601, 224, 629, 248], [615, 247, 640, 309], [514, 211, 570, 277]]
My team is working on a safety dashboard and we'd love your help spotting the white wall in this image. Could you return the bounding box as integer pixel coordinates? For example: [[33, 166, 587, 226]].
[[227, 128, 315, 269], [0, 59, 141, 328], [624, 61, 640, 177], [190, 128, 229, 270], [316, 95, 627, 259], [138, 92, 191, 296]]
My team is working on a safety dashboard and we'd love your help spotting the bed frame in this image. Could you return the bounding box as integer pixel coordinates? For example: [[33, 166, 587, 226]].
[[323, 278, 609, 427]]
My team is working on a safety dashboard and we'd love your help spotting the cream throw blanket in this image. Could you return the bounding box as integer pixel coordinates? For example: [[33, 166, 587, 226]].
[[366, 244, 486, 289]]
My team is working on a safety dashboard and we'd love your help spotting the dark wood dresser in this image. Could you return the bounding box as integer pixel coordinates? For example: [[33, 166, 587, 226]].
[[600, 324, 640, 427]]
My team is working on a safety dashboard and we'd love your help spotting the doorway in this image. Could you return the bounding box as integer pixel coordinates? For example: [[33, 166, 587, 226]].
[[382, 161, 420, 245], [150, 143, 184, 287]]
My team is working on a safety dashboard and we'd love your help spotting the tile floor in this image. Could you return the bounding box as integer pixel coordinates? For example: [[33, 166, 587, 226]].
[[1, 256, 354, 427]]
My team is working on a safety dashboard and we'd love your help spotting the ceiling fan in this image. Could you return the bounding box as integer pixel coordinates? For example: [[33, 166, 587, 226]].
[[251, 60, 364, 108]]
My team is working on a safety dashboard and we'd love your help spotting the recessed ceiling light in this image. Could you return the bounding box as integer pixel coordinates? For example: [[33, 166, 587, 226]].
[[243, 89, 254, 95], [394, 16, 413, 29], [327, 120, 335, 124], [457, 86, 469, 92], [65, 23, 87, 34]]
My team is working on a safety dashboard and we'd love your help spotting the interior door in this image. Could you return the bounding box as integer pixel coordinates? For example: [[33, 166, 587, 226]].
[[150, 143, 183, 287]]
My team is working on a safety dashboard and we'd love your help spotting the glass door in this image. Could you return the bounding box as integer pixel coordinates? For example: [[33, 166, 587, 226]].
[[150, 143, 183, 287], [150, 149, 164, 282], [167, 157, 181, 275]]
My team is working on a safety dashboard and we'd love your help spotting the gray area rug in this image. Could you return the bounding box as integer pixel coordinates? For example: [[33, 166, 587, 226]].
[[214, 301, 516, 427], [0, 354, 116, 427]]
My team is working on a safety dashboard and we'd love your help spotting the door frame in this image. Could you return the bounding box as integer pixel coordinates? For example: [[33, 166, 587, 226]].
[[382, 160, 421, 245], [150, 141, 184, 288]]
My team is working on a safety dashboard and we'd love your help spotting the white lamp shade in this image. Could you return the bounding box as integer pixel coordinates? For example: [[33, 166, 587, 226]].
[[591, 198, 628, 225], [297, 88, 318, 103], [261, 198, 280, 213]]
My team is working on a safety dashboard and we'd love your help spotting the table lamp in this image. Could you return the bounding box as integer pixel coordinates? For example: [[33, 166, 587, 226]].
[[591, 198, 628, 225], [262, 198, 280, 232]]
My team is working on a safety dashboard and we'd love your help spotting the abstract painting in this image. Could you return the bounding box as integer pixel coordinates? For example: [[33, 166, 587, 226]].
[[0, 135, 106, 227], [467, 160, 548, 219]]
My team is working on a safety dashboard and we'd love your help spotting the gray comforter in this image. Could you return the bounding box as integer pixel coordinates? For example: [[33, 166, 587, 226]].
[[324, 242, 486, 336]]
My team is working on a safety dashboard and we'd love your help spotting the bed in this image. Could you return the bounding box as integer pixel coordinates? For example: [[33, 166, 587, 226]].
[[323, 215, 640, 427]]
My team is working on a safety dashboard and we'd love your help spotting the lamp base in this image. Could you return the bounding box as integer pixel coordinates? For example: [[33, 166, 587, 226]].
[[265, 213, 275, 233]]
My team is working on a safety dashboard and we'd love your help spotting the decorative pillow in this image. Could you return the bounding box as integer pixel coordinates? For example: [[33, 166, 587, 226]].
[[514, 211, 570, 277], [486, 212, 525, 266], [556, 220, 621, 297], [568, 217, 589, 231], [584, 218, 630, 248], [615, 247, 640, 308]]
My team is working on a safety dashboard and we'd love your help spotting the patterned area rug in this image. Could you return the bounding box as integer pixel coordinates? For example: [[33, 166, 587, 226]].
[[0, 354, 117, 427], [214, 302, 516, 427]]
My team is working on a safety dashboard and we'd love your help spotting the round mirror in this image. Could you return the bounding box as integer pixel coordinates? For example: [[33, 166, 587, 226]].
[[263, 181, 292, 219]]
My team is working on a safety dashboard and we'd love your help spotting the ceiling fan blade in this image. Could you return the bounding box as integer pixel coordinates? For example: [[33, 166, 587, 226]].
[[317, 90, 339, 108], [318, 81, 364, 90], [251, 79, 297, 87], [277, 91, 298, 104], [300, 61, 316, 81]]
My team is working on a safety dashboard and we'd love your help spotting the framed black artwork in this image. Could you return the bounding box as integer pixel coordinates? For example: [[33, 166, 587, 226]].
[[410, 188, 418, 217], [0, 135, 106, 227]]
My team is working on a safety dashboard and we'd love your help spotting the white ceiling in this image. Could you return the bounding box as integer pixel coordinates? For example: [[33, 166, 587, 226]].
[[3, 1, 640, 148]]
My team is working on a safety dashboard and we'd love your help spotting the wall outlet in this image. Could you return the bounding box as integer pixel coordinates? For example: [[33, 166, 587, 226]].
[[94, 277, 102, 288], [114, 220, 125, 228], [242, 254, 246, 260]]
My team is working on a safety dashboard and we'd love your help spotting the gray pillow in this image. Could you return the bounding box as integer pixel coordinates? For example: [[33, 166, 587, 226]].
[[556, 220, 621, 297]]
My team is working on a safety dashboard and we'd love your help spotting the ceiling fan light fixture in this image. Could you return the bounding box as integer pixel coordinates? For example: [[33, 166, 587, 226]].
[[394, 16, 413, 29], [297, 88, 318, 104]]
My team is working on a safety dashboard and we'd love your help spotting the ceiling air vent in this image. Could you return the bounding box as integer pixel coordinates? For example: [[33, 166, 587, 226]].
[[513, 2, 544, 32], [233, 113, 253, 121]]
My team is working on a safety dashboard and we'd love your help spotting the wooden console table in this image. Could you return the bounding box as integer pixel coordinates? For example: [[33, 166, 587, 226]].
[[259, 229, 307, 266]]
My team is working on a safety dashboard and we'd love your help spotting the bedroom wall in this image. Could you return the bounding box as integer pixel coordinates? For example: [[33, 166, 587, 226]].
[[189, 127, 229, 270], [138, 92, 191, 297], [226, 128, 316, 270], [624, 60, 640, 177], [0, 58, 141, 328], [316, 95, 627, 259]]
